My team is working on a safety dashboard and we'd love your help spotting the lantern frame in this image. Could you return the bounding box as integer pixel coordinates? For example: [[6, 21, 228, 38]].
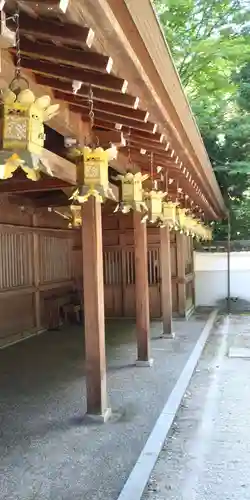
[[114, 172, 148, 213], [71, 146, 116, 204], [145, 189, 166, 224]]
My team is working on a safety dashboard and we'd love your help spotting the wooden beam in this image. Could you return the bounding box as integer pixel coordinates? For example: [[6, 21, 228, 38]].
[[0, 176, 70, 193], [9, 12, 95, 47], [94, 129, 126, 147], [39, 148, 76, 184], [81, 198, 111, 421], [133, 211, 152, 366], [20, 57, 128, 93], [12, 39, 113, 73], [120, 127, 164, 142], [160, 225, 174, 337], [129, 137, 169, 152], [29, 192, 70, 207], [53, 90, 149, 122], [34, 75, 139, 108], [71, 109, 157, 134], [19, 1, 69, 15], [120, 148, 176, 166], [125, 142, 172, 157]]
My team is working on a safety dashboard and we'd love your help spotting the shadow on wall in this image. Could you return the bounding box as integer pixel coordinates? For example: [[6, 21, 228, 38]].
[[216, 297, 250, 313]]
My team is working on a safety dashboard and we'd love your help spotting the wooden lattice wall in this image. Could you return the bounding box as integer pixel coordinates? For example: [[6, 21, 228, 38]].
[[0, 197, 75, 348]]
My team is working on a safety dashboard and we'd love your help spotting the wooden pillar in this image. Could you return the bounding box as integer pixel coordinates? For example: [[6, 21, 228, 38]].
[[160, 225, 174, 337], [133, 212, 153, 366], [190, 236, 195, 307], [176, 232, 186, 317], [32, 213, 41, 331], [81, 198, 111, 422]]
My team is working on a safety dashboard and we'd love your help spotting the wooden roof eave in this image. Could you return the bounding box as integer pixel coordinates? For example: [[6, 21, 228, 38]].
[[67, 0, 225, 218]]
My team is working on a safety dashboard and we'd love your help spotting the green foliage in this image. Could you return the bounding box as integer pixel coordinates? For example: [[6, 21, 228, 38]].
[[153, 0, 250, 240]]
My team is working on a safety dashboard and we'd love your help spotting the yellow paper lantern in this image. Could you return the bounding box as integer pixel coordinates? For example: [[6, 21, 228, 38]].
[[162, 201, 177, 226], [113, 172, 148, 213], [70, 205, 82, 228], [145, 190, 165, 223], [0, 84, 59, 181], [71, 146, 116, 204], [177, 208, 187, 231]]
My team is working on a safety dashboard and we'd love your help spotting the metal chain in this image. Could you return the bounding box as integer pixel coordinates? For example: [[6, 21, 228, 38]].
[[128, 128, 132, 165], [165, 170, 168, 194], [14, 6, 21, 79], [150, 151, 153, 180], [88, 85, 94, 130]]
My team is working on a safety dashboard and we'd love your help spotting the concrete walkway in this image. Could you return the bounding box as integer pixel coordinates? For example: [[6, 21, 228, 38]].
[[142, 314, 250, 500], [0, 314, 209, 500]]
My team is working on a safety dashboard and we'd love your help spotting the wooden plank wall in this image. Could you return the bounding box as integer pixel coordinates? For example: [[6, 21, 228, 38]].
[[0, 196, 75, 348], [73, 211, 194, 318]]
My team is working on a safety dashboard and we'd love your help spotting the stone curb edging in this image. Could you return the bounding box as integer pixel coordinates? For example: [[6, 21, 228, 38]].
[[116, 308, 219, 500]]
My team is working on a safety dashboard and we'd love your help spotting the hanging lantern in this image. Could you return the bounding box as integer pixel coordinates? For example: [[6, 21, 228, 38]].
[[70, 204, 82, 227], [177, 207, 188, 232], [162, 201, 177, 227], [0, 10, 59, 181], [70, 86, 116, 204], [70, 145, 117, 204], [0, 86, 60, 181], [144, 189, 166, 224], [113, 172, 148, 214]]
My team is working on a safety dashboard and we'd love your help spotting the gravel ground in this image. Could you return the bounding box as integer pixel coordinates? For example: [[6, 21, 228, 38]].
[[142, 314, 250, 500], [0, 315, 208, 500]]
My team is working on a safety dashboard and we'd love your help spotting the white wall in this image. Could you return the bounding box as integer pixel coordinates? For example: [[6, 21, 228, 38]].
[[195, 251, 250, 306]]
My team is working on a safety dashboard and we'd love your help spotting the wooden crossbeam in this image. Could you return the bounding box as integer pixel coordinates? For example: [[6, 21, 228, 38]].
[[12, 39, 113, 73], [128, 138, 170, 155], [74, 108, 157, 133], [120, 147, 175, 165], [119, 127, 164, 142], [18, 1, 69, 15], [53, 90, 149, 122], [8, 12, 94, 47], [94, 130, 126, 147], [0, 176, 70, 194], [20, 57, 128, 93], [34, 75, 139, 108]]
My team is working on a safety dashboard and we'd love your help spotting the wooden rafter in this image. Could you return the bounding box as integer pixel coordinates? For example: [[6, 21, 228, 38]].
[[74, 109, 157, 133], [8, 12, 94, 47], [116, 127, 164, 142], [0, 176, 71, 194], [20, 57, 128, 93], [12, 39, 113, 73], [53, 90, 149, 122], [127, 139, 170, 156], [34, 75, 139, 108], [120, 147, 176, 166], [18, 1, 69, 15]]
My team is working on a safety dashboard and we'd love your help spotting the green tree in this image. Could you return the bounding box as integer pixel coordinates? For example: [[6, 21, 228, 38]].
[[154, 0, 250, 99], [154, 0, 250, 240]]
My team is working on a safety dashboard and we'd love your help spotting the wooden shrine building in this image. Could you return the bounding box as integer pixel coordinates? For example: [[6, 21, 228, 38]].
[[0, 0, 226, 420]]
